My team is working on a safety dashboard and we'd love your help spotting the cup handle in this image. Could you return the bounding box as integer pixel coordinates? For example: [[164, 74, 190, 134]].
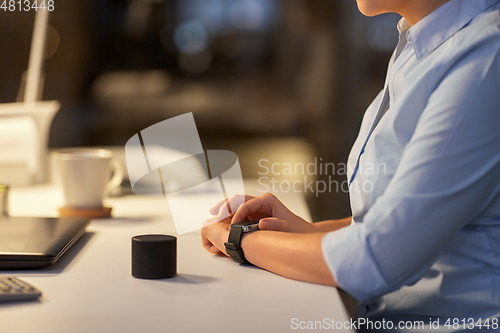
[[106, 158, 125, 194]]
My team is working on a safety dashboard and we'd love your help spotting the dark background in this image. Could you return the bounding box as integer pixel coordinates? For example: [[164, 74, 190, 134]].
[[0, 0, 400, 221]]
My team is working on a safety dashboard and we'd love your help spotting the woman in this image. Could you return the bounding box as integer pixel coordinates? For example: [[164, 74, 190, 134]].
[[202, 0, 500, 331]]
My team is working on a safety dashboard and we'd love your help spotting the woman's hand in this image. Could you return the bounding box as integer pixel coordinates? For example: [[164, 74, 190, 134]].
[[201, 217, 231, 256], [210, 193, 315, 233], [202, 195, 339, 287]]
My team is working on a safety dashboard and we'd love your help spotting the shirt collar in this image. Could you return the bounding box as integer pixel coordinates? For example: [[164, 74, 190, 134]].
[[401, 0, 500, 60]]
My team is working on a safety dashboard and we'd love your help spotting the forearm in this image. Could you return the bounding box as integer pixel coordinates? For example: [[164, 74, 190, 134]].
[[241, 230, 338, 287], [310, 216, 352, 233]]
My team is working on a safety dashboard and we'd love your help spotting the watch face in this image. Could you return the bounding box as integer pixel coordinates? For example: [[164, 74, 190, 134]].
[[232, 221, 259, 227], [231, 220, 260, 232]]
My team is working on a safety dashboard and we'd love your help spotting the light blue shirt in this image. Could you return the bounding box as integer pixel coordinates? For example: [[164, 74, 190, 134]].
[[322, 0, 500, 330]]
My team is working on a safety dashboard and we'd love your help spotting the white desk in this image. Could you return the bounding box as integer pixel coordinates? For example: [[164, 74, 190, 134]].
[[0, 181, 353, 333]]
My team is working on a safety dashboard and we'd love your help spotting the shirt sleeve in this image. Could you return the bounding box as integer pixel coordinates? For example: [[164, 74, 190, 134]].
[[322, 45, 500, 302]]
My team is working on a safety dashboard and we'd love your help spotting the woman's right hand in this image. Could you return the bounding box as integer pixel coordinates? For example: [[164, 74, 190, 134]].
[[209, 193, 315, 233]]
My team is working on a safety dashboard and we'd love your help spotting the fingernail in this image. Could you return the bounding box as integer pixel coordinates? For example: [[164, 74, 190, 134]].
[[260, 220, 268, 229]]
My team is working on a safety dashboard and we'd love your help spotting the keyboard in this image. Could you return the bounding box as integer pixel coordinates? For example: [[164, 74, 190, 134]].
[[0, 277, 42, 302]]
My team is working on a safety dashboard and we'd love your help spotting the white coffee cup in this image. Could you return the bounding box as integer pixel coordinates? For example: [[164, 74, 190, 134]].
[[52, 148, 124, 208]]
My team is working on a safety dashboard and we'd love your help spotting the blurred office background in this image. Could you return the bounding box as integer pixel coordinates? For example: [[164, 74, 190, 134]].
[[0, 0, 399, 221]]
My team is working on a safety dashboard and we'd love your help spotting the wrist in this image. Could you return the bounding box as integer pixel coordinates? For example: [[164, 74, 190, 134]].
[[308, 222, 320, 232], [224, 221, 259, 264], [220, 227, 230, 255], [304, 220, 319, 233]]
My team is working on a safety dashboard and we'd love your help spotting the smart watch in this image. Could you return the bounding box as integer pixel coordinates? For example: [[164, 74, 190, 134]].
[[224, 221, 260, 265]]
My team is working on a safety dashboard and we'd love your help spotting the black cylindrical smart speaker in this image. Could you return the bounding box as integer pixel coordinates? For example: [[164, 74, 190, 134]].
[[132, 234, 177, 279]]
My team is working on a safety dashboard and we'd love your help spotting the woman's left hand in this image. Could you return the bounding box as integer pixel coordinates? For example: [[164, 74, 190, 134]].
[[201, 217, 231, 256]]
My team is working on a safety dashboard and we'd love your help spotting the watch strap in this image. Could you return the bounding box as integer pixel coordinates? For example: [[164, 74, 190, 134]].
[[228, 225, 244, 245], [224, 226, 252, 265]]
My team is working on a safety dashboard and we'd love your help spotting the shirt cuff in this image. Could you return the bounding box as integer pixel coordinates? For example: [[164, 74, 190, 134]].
[[321, 223, 393, 302]]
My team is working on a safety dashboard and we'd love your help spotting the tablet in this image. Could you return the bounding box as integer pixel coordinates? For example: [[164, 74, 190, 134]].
[[0, 216, 90, 269]]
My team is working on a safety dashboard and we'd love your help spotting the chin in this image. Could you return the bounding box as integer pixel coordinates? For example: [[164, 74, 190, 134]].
[[355, 0, 389, 17]]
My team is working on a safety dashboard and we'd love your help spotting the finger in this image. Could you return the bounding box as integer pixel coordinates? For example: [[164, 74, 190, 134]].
[[207, 244, 223, 255], [209, 195, 254, 216], [213, 202, 231, 222], [209, 198, 228, 215], [203, 241, 223, 255], [232, 194, 275, 223], [259, 218, 286, 231], [201, 227, 223, 255], [226, 194, 251, 214], [201, 232, 214, 251]]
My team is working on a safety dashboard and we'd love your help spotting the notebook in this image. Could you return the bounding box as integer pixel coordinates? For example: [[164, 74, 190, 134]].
[[0, 216, 90, 269]]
